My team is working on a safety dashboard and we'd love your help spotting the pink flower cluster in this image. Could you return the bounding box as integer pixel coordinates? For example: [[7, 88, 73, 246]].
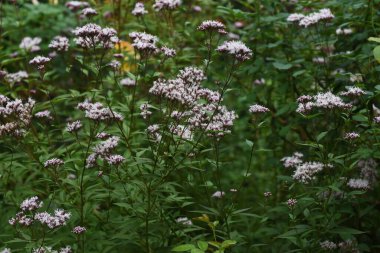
[[216, 40, 252, 61], [49, 36, 69, 52], [9, 196, 70, 229], [129, 32, 159, 55], [296, 92, 351, 113], [287, 8, 334, 28], [77, 100, 123, 121], [73, 23, 119, 49], [132, 2, 148, 16], [86, 136, 124, 167], [150, 67, 237, 136], [0, 95, 35, 137], [153, 0, 181, 11]]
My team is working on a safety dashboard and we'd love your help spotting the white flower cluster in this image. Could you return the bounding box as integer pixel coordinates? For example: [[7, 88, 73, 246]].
[[346, 159, 378, 191], [147, 124, 162, 142], [248, 104, 270, 114], [150, 67, 237, 136], [216, 40, 252, 61], [339, 86, 365, 97], [140, 103, 152, 119], [358, 159, 378, 186], [19, 37, 41, 52], [20, 196, 43, 211], [73, 23, 119, 49], [49, 36, 70, 52], [287, 198, 297, 207], [66, 120, 83, 133], [153, 0, 181, 11], [176, 217, 192, 225], [77, 100, 123, 121], [129, 32, 159, 54], [170, 124, 193, 140], [296, 92, 351, 113], [320, 240, 337, 250], [44, 158, 64, 168], [34, 209, 71, 229], [65, 1, 89, 11], [347, 178, 370, 190], [293, 162, 328, 184], [86, 136, 124, 168], [9, 196, 70, 230], [282, 153, 331, 183], [120, 77, 136, 87], [161, 46, 176, 58], [4, 71, 28, 84], [109, 60, 121, 70], [336, 28, 353, 35], [212, 191, 225, 198], [344, 132, 360, 140], [32, 246, 72, 253], [281, 152, 303, 168], [0, 95, 35, 137], [349, 73, 363, 83], [287, 8, 334, 28], [29, 56, 51, 70], [72, 226, 86, 234], [96, 132, 111, 139], [35, 110, 53, 120], [198, 20, 226, 33], [132, 2, 148, 16], [81, 7, 98, 17]]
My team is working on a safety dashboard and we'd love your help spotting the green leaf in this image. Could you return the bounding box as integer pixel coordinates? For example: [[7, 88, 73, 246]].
[[191, 249, 204, 253], [172, 244, 196, 252], [245, 139, 254, 148], [273, 62, 292, 70], [373, 45, 380, 63], [316, 131, 328, 142], [197, 241, 208, 251], [221, 240, 237, 248], [368, 37, 380, 43]]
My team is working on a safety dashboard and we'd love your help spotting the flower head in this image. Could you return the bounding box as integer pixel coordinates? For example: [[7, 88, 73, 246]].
[[132, 2, 148, 16], [216, 40, 252, 61]]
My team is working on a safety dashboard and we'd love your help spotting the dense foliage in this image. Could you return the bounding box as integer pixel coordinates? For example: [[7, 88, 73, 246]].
[[1, 0, 380, 252]]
